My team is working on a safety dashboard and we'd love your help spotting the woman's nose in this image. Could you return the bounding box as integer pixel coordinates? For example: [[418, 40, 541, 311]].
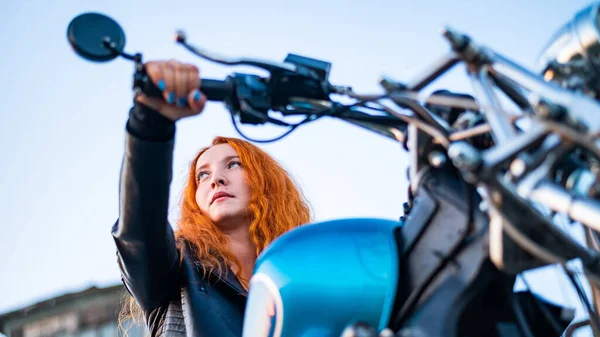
[[210, 173, 227, 188]]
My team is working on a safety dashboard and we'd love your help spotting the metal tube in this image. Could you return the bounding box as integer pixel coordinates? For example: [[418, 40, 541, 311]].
[[405, 52, 460, 91], [490, 53, 600, 133], [469, 66, 517, 144], [585, 227, 600, 324], [527, 181, 600, 232], [481, 123, 547, 170], [571, 198, 600, 230], [565, 319, 591, 337]]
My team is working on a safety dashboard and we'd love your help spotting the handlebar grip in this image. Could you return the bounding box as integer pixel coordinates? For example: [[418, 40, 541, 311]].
[[200, 79, 234, 102], [139, 73, 233, 102]]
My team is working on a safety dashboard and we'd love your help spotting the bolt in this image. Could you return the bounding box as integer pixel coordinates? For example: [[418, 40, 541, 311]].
[[397, 327, 428, 337], [509, 158, 527, 178], [448, 142, 482, 171], [379, 328, 395, 337], [428, 151, 447, 168]]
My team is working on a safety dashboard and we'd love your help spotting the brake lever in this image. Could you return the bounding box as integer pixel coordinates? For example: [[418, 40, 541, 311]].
[[174, 31, 298, 73]]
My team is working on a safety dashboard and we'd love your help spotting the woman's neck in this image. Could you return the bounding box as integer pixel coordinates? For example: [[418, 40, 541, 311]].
[[224, 224, 256, 288]]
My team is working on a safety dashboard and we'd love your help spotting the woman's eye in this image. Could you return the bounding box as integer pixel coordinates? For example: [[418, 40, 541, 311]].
[[198, 172, 209, 181], [228, 161, 241, 169]]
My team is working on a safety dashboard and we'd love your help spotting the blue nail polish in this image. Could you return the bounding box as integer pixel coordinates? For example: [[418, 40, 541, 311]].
[[194, 91, 201, 101], [167, 92, 175, 104], [177, 97, 187, 107], [158, 80, 166, 91]]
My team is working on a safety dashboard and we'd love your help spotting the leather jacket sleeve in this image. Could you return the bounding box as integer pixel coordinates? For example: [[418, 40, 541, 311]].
[[111, 104, 181, 312]]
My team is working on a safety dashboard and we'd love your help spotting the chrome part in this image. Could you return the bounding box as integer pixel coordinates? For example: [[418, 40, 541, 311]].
[[339, 323, 377, 337], [491, 55, 600, 132], [566, 169, 598, 197], [536, 3, 600, 95], [521, 180, 600, 232], [404, 51, 460, 91], [428, 151, 447, 168], [447, 142, 482, 172], [469, 66, 518, 144], [509, 158, 527, 178], [378, 329, 395, 337]]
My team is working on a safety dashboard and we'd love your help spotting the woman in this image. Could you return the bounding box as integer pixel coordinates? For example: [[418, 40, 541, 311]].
[[112, 60, 312, 337]]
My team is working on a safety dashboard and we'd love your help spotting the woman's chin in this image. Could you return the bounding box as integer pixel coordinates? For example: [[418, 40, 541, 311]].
[[211, 211, 248, 230]]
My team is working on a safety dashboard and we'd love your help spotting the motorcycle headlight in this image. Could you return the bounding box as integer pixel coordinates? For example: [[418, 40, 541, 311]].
[[242, 273, 284, 337], [536, 2, 600, 95]]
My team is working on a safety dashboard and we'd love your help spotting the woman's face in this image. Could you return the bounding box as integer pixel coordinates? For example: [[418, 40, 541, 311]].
[[195, 144, 252, 229]]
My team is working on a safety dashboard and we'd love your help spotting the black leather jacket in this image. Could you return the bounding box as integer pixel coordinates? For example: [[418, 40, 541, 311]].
[[111, 105, 248, 337]]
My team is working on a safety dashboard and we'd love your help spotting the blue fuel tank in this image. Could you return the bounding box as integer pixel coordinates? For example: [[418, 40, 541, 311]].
[[242, 217, 403, 337]]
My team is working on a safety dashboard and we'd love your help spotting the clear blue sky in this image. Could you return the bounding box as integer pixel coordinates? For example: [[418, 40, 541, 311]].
[[0, 0, 595, 333]]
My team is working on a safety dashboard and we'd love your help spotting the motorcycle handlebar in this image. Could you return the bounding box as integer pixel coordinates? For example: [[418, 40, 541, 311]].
[[139, 72, 234, 102], [198, 79, 234, 102]]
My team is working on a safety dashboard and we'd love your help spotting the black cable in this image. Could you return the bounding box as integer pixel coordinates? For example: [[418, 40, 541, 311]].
[[563, 265, 600, 336], [229, 111, 310, 144], [509, 287, 536, 337], [519, 273, 564, 335], [230, 96, 393, 144]]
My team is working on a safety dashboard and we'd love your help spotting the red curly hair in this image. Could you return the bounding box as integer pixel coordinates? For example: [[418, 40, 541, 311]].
[[175, 136, 312, 282], [119, 136, 311, 331]]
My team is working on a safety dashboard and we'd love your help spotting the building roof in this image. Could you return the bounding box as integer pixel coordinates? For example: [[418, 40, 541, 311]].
[[0, 284, 124, 333]]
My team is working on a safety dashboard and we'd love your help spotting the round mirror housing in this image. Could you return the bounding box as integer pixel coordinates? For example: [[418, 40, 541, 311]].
[[67, 12, 126, 62]]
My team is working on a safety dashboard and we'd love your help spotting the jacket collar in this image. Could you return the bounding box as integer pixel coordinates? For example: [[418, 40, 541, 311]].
[[219, 266, 248, 297], [182, 240, 249, 297], [193, 260, 248, 297]]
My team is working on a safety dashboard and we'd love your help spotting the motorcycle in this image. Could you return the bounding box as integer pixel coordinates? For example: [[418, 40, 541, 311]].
[[66, 2, 600, 336]]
